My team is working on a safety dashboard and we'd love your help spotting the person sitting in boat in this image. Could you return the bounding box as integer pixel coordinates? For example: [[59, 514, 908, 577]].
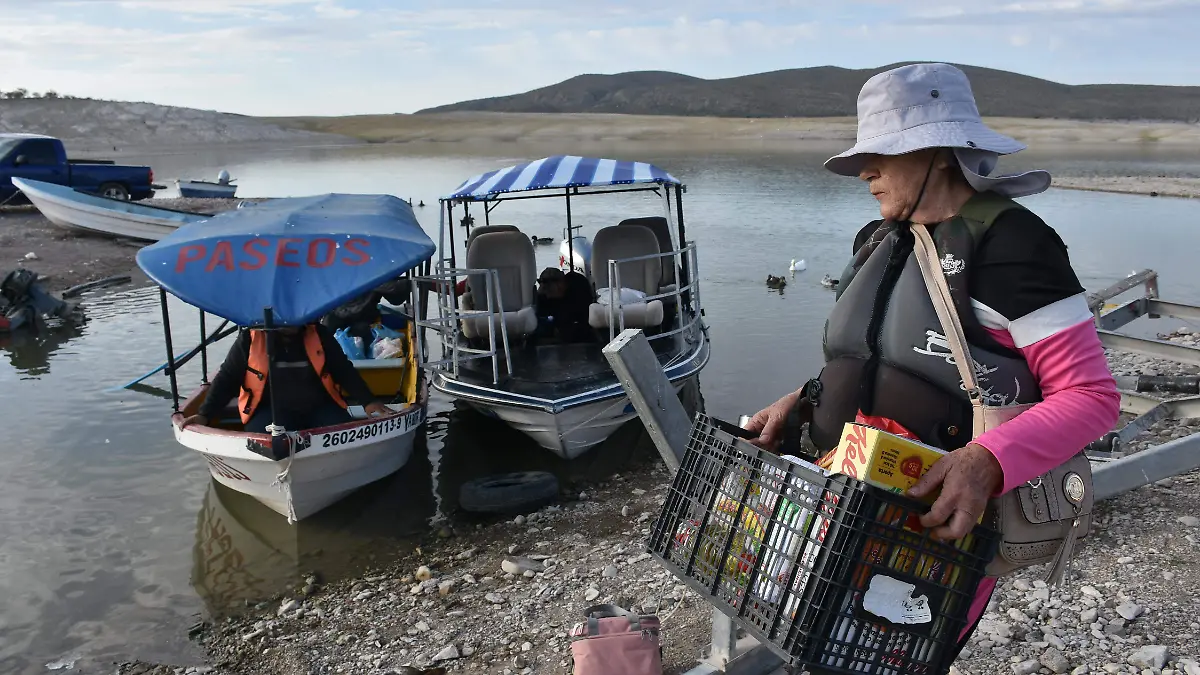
[[180, 323, 390, 433], [321, 277, 409, 349], [534, 267, 594, 343]]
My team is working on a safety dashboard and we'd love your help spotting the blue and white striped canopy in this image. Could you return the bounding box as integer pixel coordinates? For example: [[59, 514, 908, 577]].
[[446, 155, 681, 201]]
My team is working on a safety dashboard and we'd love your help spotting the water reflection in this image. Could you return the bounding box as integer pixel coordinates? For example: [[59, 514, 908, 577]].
[[0, 323, 85, 376], [191, 440, 435, 616]]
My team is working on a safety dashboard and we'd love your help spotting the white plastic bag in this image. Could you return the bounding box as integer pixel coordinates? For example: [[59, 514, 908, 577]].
[[595, 287, 647, 306], [372, 336, 405, 359]]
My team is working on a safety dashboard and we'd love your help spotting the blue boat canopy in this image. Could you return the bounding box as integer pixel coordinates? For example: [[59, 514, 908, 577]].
[[446, 155, 681, 201], [135, 194, 436, 327]]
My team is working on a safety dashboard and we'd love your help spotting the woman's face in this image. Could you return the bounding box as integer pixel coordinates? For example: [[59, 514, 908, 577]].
[[857, 150, 939, 221]]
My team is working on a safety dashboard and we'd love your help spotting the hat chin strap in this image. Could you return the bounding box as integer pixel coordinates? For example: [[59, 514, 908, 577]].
[[899, 151, 940, 225]]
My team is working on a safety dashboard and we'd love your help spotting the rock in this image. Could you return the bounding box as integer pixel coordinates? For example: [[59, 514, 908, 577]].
[[456, 547, 478, 560], [1040, 647, 1072, 674], [584, 588, 600, 602], [1116, 556, 1135, 564], [1116, 602, 1144, 621], [433, 644, 460, 661], [415, 620, 430, 632], [415, 565, 433, 582], [1007, 608, 1032, 623], [24, 252, 38, 260], [1183, 662, 1200, 675], [1071, 666, 1090, 675], [439, 581, 455, 596], [278, 598, 297, 616], [1080, 585, 1103, 599], [514, 515, 526, 526], [502, 556, 543, 576], [1179, 516, 1200, 527], [521, 642, 532, 652], [1081, 608, 1099, 624], [1013, 659, 1041, 675], [1128, 646, 1171, 670], [602, 565, 618, 578], [486, 593, 506, 604], [1013, 579, 1033, 592], [523, 570, 535, 578], [1163, 571, 1176, 581], [621, 506, 632, 517]]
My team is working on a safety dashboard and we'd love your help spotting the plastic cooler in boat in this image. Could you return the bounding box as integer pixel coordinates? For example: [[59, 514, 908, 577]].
[[648, 414, 998, 675]]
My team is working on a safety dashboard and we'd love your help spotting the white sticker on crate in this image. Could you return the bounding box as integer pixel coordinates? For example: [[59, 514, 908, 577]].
[[862, 575, 932, 625]]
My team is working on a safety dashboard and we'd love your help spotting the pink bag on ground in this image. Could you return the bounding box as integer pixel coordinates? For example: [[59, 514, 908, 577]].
[[569, 604, 662, 675]]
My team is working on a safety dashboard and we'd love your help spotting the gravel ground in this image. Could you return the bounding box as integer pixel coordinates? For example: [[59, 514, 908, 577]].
[[113, 336, 1200, 675]]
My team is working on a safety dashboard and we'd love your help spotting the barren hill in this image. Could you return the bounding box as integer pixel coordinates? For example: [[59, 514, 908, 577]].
[[0, 98, 353, 151], [418, 63, 1200, 122]]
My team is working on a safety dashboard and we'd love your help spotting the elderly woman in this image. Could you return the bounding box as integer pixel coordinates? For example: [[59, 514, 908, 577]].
[[745, 63, 1120, 662]]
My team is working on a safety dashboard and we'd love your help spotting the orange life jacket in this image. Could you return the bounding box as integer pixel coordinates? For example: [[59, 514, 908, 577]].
[[238, 326, 347, 424]]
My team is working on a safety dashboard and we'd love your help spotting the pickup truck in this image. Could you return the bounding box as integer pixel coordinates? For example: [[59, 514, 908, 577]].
[[0, 133, 159, 204]]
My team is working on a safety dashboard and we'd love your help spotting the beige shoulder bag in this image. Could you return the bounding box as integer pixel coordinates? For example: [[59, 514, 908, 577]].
[[911, 223, 1092, 584]]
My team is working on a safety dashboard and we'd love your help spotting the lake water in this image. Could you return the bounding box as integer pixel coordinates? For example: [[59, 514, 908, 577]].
[[3, 144, 1200, 673]]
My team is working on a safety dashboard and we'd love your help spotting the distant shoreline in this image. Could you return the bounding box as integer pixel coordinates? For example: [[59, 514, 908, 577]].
[[266, 111, 1200, 148]]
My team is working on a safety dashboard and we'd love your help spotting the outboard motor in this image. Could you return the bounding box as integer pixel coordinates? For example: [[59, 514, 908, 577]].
[[558, 236, 592, 278], [216, 169, 231, 185]]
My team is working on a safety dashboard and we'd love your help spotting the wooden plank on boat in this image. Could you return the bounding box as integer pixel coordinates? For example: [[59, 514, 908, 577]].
[[601, 328, 689, 474]]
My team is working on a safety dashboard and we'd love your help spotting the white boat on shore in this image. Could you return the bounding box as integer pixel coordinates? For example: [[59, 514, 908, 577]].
[[13, 176, 208, 241]]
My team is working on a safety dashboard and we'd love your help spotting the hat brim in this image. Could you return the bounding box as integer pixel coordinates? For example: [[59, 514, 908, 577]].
[[824, 120, 1027, 177]]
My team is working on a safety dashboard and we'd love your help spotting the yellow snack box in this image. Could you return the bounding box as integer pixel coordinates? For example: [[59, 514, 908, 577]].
[[818, 422, 946, 499]]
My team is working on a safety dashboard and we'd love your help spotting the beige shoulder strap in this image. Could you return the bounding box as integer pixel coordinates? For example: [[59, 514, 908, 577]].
[[910, 224, 985, 416]]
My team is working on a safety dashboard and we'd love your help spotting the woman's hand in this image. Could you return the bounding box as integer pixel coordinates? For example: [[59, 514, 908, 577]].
[[907, 443, 1004, 540], [364, 402, 392, 418], [743, 389, 803, 451]]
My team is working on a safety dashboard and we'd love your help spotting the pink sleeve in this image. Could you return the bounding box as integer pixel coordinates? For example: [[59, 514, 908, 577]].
[[972, 319, 1120, 495]]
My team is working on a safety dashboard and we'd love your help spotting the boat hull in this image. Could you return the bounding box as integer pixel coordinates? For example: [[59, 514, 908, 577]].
[[175, 402, 426, 520], [13, 177, 206, 241], [178, 181, 237, 199], [466, 377, 694, 459]]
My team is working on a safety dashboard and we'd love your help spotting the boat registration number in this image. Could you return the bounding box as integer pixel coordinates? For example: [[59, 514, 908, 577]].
[[319, 408, 425, 448]]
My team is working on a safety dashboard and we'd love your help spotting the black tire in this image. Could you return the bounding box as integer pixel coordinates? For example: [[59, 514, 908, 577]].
[[458, 471, 560, 514], [99, 183, 130, 201]]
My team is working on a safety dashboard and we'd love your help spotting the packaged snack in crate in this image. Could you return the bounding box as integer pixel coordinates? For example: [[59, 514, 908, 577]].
[[751, 455, 826, 605], [819, 423, 947, 500]]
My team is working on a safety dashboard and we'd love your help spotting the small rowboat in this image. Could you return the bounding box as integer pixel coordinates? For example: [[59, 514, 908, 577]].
[[135, 193, 437, 521], [177, 179, 237, 199]]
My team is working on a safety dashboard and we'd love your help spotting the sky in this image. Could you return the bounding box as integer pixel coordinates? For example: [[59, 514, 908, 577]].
[[2, 0, 1198, 117]]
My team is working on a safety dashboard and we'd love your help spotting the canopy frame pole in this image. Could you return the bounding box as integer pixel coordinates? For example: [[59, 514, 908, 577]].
[[159, 287, 180, 412], [445, 200, 457, 268], [199, 309, 209, 385], [565, 188, 574, 271], [675, 184, 692, 307], [262, 307, 285, 453]]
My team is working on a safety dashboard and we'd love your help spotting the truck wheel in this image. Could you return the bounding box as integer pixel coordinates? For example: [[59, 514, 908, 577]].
[[100, 183, 130, 201]]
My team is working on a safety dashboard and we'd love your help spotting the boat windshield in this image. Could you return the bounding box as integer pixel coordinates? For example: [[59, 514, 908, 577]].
[[0, 137, 23, 160]]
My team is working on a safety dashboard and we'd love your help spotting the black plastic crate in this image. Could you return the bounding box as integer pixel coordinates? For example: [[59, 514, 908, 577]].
[[648, 414, 998, 675]]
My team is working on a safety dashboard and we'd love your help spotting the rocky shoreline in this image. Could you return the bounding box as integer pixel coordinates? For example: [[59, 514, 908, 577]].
[[106, 332, 1200, 675]]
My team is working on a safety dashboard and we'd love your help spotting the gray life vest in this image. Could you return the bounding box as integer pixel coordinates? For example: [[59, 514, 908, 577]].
[[807, 191, 1043, 453]]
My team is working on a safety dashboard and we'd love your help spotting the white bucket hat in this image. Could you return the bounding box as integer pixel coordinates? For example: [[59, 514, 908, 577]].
[[825, 63, 1051, 198]]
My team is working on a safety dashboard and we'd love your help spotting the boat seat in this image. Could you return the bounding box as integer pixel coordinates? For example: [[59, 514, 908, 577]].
[[461, 230, 538, 340], [465, 224, 521, 250], [617, 217, 677, 287], [588, 224, 663, 330]]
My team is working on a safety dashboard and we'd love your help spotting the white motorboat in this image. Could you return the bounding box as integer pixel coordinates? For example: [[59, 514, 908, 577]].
[[133, 193, 437, 521], [177, 170, 237, 199], [416, 155, 711, 459], [13, 176, 208, 241]]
